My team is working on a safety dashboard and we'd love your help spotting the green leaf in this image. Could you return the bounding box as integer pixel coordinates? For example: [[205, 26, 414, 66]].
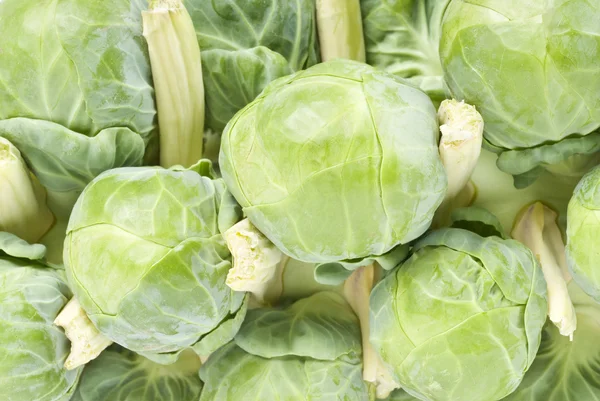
[[450, 206, 506, 239], [0, 232, 46, 260], [236, 292, 361, 361]]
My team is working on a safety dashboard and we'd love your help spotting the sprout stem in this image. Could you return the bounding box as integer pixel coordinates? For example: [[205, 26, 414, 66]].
[[54, 298, 113, 370], [512, 202, 577, 340], [0, 137, 54, 243], [316, 0, 366, 62], [224, 219, 284, 306], [344, 265, 399, 398], [142, 0, 205, 168]]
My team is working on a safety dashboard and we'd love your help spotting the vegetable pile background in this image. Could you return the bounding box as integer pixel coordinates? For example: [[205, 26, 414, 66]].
[[1, 0, 599, 400]]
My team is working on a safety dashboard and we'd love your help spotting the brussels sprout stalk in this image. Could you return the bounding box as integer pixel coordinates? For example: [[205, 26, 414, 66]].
[[142, 0, 205, 168], [54, 298, 113, 369], [433, 100, 483, 227], [438, 99, 483, 201], [224, 219, 285, 305], [0, 137, 54, 243], [344, 265, 400, 399], [316, 0, 366, 62], [512, 202, 577, 340]]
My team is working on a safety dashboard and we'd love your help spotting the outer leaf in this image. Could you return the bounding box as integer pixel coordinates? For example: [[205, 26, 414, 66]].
[[72, 346, 202, 401], [504, 281, 600, 401], [0, 231, 46, 260], [236, 292, 361, 361]]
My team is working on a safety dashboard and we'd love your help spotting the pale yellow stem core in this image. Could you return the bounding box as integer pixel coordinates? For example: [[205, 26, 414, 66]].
[[512, 202, 576, 340], [224, 219, 284, 306], [54, 298, 113, 369], [344, 265, 399, 399], [0, 137, 54, 243], [316, 0, 366, 62], [143, 0, 205, 168]]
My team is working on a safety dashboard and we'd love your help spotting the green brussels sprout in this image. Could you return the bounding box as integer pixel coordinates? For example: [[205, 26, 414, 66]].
[[0, 232, 81, 401], [566, 164, 600, 301], [220, 59, 447, 264], [370, 227, 548, 401], [72, 346, 202, 401], [440, 0, 600, 187], [62, 162, 247, 363], [199, 292, 372, 401]]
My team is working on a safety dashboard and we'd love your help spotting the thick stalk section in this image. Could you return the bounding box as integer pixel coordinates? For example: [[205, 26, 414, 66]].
[[54, 298, 113, 369], [344, 265, 399, 398], [512, 202, 577, 339], [143, 0, 205, 168], [316, 0, 366, 62], [0, 137, 54, 243]]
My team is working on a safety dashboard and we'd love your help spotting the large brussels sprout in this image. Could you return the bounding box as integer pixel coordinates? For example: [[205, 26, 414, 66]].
[[504, 281, 600, 401], [63, 162, 247, 362], [199, 292, 373, 401], [566, 164, 600, 301], [220, 59, 447, 264], [361, 0, 451, 104], [186, 0, 319, 133], [440, 0, 600, 187], [0, 0, 159, 261], [72, 346, 202, 401], [0, 232, 81, 401], [370, 227, 547, 401]]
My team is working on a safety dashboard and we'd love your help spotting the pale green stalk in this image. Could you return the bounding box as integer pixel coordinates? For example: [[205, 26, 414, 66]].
[[316, 0, 366, 62], [0, 137, 54, 243], [54, 298, 113, 369], [143, 0, 204, 168], [512, 202, 577, 340], [344, 265, 399, 399]]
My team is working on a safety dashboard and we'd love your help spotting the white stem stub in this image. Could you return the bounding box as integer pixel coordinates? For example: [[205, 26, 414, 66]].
[[224, 219, 284, 305], [512, 202, 577, 340], [438, 99, 484, 201], [344, 265, 400, 398], [54, 298, 113, 369]]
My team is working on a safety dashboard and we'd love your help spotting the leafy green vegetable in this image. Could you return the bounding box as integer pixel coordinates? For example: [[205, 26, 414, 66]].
[[0, 232, 81, 401], [199, 292, 373, 400], [440, 0, 600, 186], [72, 346, 202, 401], [370, 227, 548, 401], [187, 0, 319, 133], [220, 59, 447, 264], [566, 164, 600, 302], [63, 162, 246, 362], [361, 0, 451, 104]]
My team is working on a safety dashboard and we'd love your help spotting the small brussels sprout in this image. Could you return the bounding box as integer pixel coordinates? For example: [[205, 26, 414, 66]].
[[440, 0, 600, 187], [566, 165, 600, 301], [72, 346, 202, 401], [220, 59, 447, 264], [199, 291, 372, 401], [0, 232, 81, 401], [62, 161, 247, 363], [370, 227, 548, 401]]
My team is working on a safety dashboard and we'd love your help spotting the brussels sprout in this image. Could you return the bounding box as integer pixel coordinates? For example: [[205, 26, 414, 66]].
[[72, 346, 202, 401], [187, 0, 319, 133], [566, 164, 600, 301], [61, 161, 247, 363], [0, 232, 81, 401], [504, 281, 600, 401], [370, 227, 548, 401], [361, 0, 451, 104], [199, 292, 373, 401], [440, 0, 600, 187], [220, 59, 447, 264]]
